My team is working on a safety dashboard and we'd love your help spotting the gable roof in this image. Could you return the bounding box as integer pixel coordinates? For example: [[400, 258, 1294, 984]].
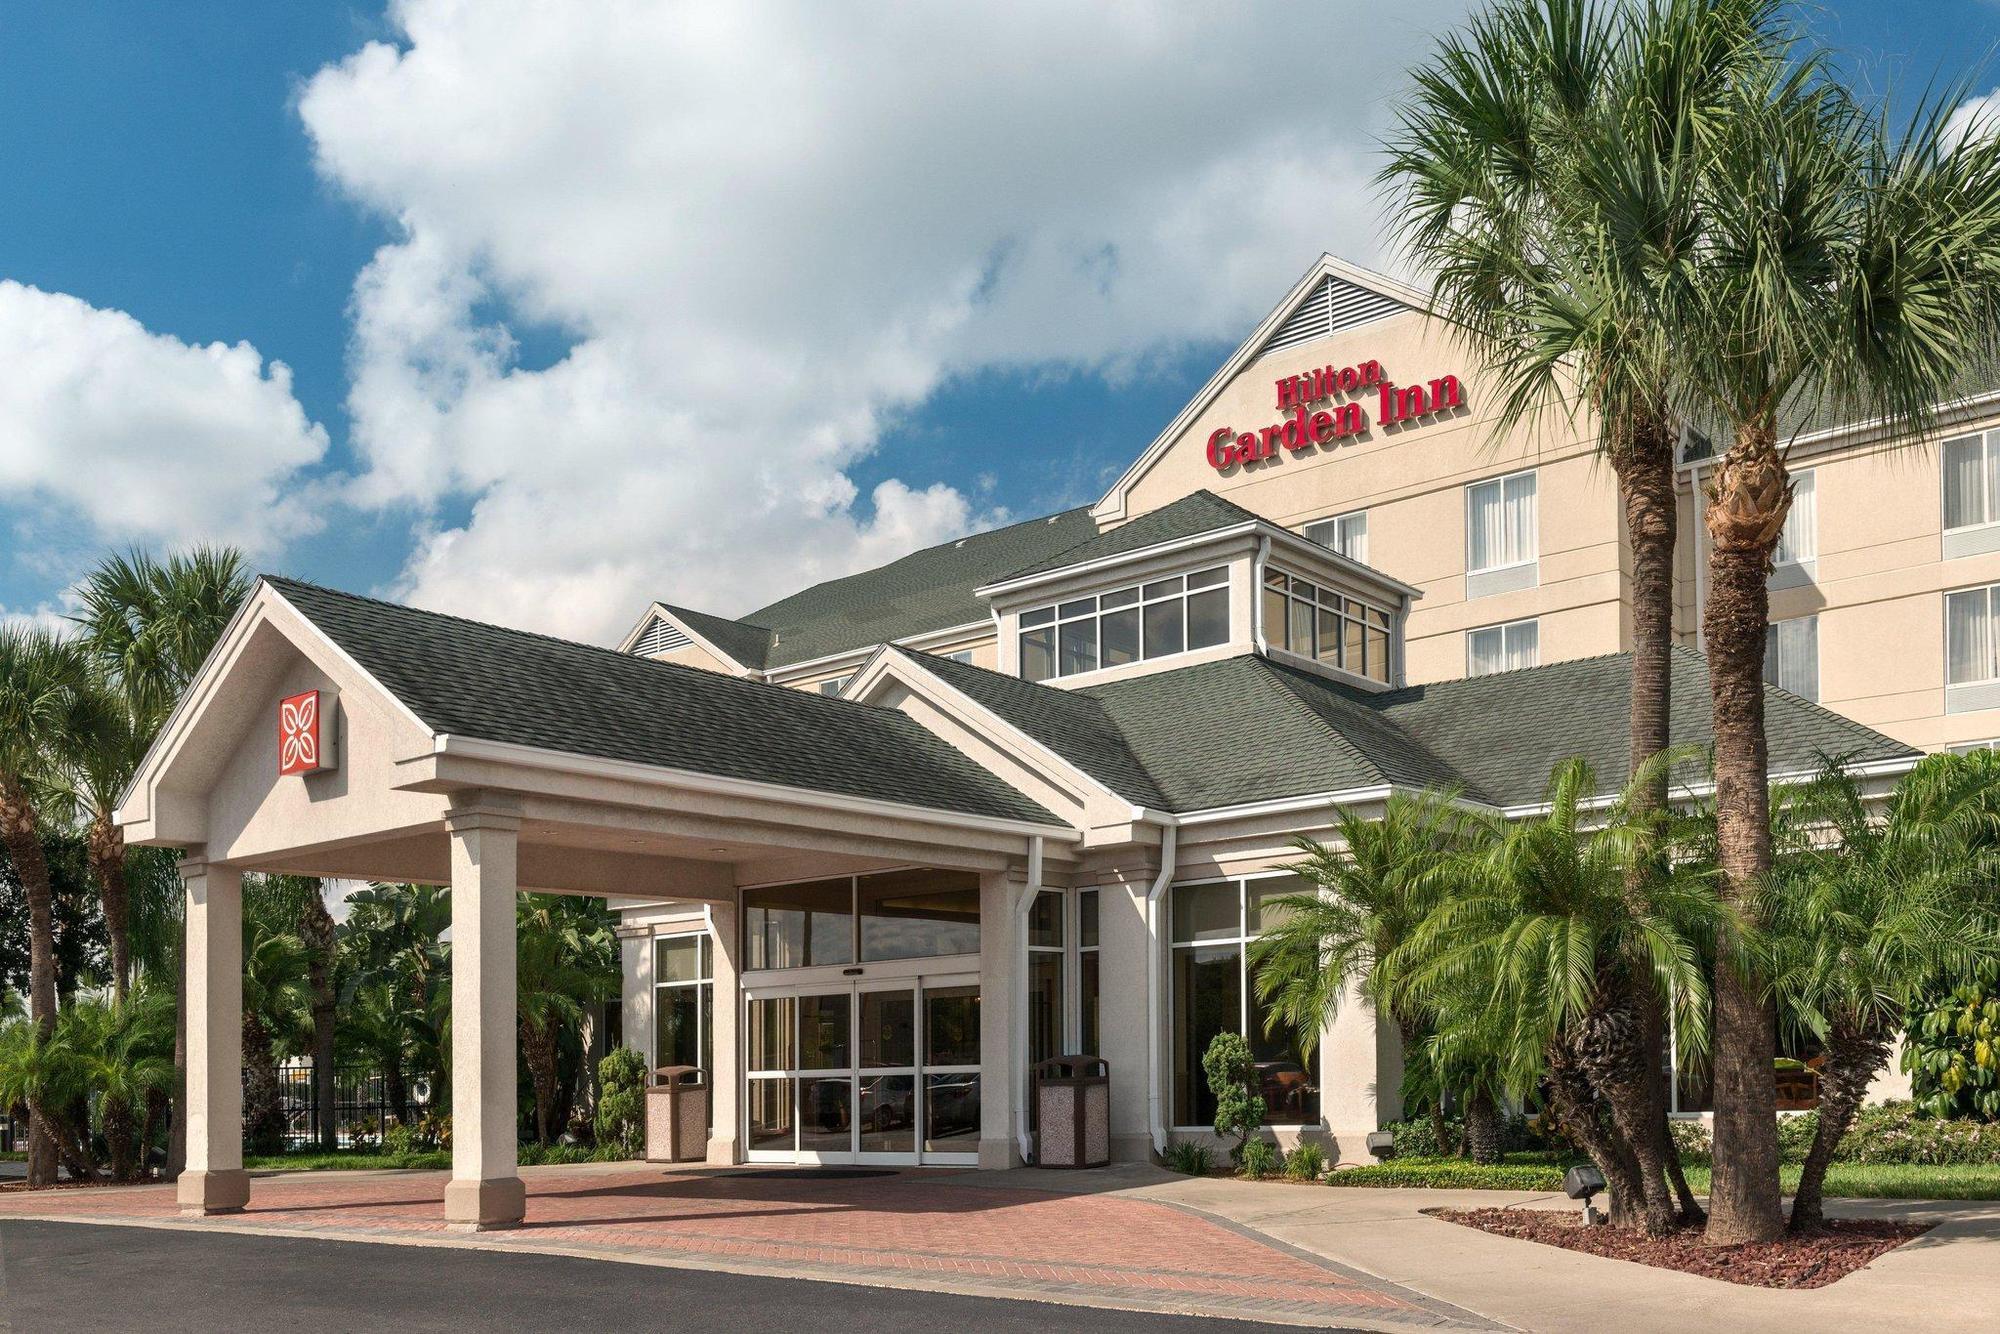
[[901, 647, 1917, 814], [647, 506, 1100, 672], [990, 490, 1265, 585], [655, 602, 776, 671], [263, 577, 1060, 827]]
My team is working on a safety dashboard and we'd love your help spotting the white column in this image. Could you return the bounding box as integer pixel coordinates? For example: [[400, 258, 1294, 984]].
[[444, 803, 525, 1230], [179, 855, 248, 1215], [1096, 869, 1154, 1162], [705, 898, 741, 1164], [1321, 976, 1401, 1160], [977, 867, 1023, 1168]]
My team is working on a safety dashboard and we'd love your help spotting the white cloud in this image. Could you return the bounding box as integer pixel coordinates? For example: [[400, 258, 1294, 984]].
[[0, 282, 329, 559], [299, 0, 1468, 641], [1946, 87, 2000, 147]]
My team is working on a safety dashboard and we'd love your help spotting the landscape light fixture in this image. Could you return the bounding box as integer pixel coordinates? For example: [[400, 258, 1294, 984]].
[[1562, 1165, 1608, 1225]]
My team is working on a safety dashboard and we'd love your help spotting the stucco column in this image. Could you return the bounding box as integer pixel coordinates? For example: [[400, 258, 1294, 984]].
[[705, 898, 741, 1164], [1095, 869, 1154, 1162], [179, 855, 248, 1216], [977, 867, 1023, 1168], [444, 804, 525, 1230], [1321, 976, 1401, 1160]]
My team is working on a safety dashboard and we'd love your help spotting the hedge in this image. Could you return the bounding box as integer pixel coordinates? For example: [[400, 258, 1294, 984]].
[[1667, 1102, 2000, 1167], [1326, 1156, 1567, 1191]]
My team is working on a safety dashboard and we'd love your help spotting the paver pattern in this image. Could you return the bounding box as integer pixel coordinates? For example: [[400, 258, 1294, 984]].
[[0, 1166, 1483, 1327]]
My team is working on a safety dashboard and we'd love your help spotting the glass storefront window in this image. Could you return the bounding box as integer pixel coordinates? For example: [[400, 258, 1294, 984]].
[[799, 992, 851, 1071], [859, 989, 915, 1068], [858, 868, 981, 961], [1170, 876, 1321, 1128], [924, 985, 980, 1068], [744, 879, 853, 969], [1079, 890, 1101, 1056], [653, 934, 713, 1099], [923, 1074, 981, 1153]]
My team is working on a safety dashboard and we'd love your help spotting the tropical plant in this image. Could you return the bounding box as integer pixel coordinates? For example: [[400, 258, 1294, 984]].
[[0, 625, 95, 1186], [1762, 751, 2000, 1229], [1394, 755, 1724, 1235], [65, 987, 175, 1180], [241, 883, 313, 1155], [1904, 962, 2000, 1122], [1282, 1141, 1327, 1181], [516, 894, 617, 1145], [1239, 1136, 1280, 1180], [1201, 1031, 1265, 1166], [342, 882, 453, 1107], [594, 1046, 648, 1157], [1163, 1139, 1213, 1176]]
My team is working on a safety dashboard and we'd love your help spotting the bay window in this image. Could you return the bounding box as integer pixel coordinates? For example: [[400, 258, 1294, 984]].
[[1763, 616, 1819, 702], [1019, 567, 1229, 682], [1170, 875, 1320, 1128], [1466, 618, 1538, 677], [1261, 568, 1392, 682]]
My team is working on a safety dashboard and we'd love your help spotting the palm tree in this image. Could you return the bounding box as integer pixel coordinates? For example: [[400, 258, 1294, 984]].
[[45, 671, 145, 1001], [339, 979, 420, 1126], [1397, 756, 1724, 1235], [1250, 791, 1476, 1146], [65, 988, 174, 1181], [1763, 752, 2000, 1231], [515, 894, 616, 1145], [1671, 50, 2000, 1245], [241, 883, 312, 1156], [343, 882, 453, 1106], [0, 626, 93, 1187], [72, 546, 250, 1177]]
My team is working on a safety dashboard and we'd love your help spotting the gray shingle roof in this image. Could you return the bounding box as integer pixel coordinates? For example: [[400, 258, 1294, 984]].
[[996, 491, 1265, 583], [906, 648, 1917, 813], [657, 603, 774, 671], [265, 577, 1060, 827], [651, 507, 1099, 670]]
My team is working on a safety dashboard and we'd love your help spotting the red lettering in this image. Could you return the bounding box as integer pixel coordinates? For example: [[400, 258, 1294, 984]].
[[1238, 431, 1261, 461], [1280, 406, 1313, 450], [1397, 384, 1429, 419], [1336, 402, 1367, 436], [1339, 366, 1360, 393], [1378, 383, 1399, 425], [1428, 374, 1462, 412], [1360, 360, 1384, 387], [1275, 375, 1301, 410], [1206, 428, 1238, 470], [1309, 410, 1335, 444]]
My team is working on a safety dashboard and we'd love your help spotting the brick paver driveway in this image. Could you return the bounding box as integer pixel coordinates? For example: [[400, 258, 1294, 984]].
[[0, 1165, 1489, 1328]]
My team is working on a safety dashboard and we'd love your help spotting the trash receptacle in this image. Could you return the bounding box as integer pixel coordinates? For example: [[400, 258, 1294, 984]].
[[646, 1065, 708, 1163], [1034, 1055, 1109, 1168]]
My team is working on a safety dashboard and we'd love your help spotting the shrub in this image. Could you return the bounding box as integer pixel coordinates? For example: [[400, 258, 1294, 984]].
[[1835, 1101, 2000, 1165], [1669, 1117, 1712, 1164], [1379, 1113, 1535, 1160], [1240, 1138, 1280, 1179], [1202, 1033, 1265, 1165], [381, 1118, 422, 1157], [343, 1121, 379, 1153], [1163, 1140, 1213, 1176], [1324, 1156, 1567, 1191], [1904, 967, 2000, 1120], [1283, 1142, 1326, 1181], [594, 1047, 648, 1156], [417, 1110, 452, 1151]]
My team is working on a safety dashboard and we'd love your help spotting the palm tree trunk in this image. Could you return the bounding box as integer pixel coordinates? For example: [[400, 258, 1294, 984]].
[[296, 885, 338, 1153], [103, 1093, 137, 1182], [1790, 1026, 1890, 1233], [1464, 1089, 1502, 1166], [1546, 1036, 1644, 1221], [87, 811, 132, 1003], [384, 1061, 410, 1128], [1577, 984, 1678, 1236], [1, 780, 60, 1189], [242, 1014, 285, 1156], [523, 1019, 560, 1145], [1700, 424, 1791, 1244]]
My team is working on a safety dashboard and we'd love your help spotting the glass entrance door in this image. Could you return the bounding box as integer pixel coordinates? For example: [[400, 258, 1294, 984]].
[[744, 974, 979, 1166]]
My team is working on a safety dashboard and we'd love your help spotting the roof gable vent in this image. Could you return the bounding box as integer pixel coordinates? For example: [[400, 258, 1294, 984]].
[[632, 614, 692, 656], [1259, 274, 1407, 359]]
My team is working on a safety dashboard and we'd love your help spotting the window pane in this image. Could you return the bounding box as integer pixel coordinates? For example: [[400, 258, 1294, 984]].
[[1366, 622, 1390, 682], [1316, 605, 1341, 662], [1101, 606, 1141, 666], [800, 1077, 850, 1153], [1504, 471, 1537, 565], [1945, 436, 1986, 529], [1078, 889, 1099, 948], [1764, 617, 1819, 701], [924, 1073, 981, 1153], [1021, 627, 1055, 683], [1187, 566, 1228, 589], [1020, 606, 1056, 628], [1080, 951, 1101, 1056], [1468, 626, 1502, 677], [799, 992, 850, 1070], [1173, 943, 1241, 1126], [1143, 577, 1182, 600], [1345, 614, 1366, 674], [744, 879, 853, 969], [1263, 583, 1288, 650], [1288, 596, 1314, 656], [1248, 966, 1320, 1124], [1172, 881, 1239, 943], [1948, 589, 1995, 686], [860, 1074, 915, 1153], [1144, 597, 1185, 658], [1029, 890, 1064, 948], [1467, 479, 1500, 570], [748, 1077, 794, 1151], [1247, 874, 1309, 934], [1030, 953, 1065, 1066], [1101, 586, 1140, 609], [859, 990, 915, 1068], [1338, 512, 1368, 564], [1187, 587, 1229, 649], [656, 935, 703, 984], [858, 868, 981, 961], [1988, 437, 2000, 533], [1777, 471, 1817, 564], [657, 985, 700, 1070], [924, 985, 980, 1067], [1503, 620, 1539, 672], [1059, 598, 1095, 620], [1059, 618, 1099, 676], [747, 997, 795, 1072]]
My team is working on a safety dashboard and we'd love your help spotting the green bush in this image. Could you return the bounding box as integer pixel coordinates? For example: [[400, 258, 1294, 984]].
[[1669, 1117, 1713, 1164], [594, 1047, 649, 1156], [1240, 1137, 1280, 1179], [1379, 1113, 1535, 1159], [1163, 1140, 1213, 1175], [1904, 967, 2000, 1120], [1325, 1155, 1566, 1191], [1202, 1033, 1265, 1165], [1833, 1102, 2000, 1165], [1283, 1142, 1326, 1181]]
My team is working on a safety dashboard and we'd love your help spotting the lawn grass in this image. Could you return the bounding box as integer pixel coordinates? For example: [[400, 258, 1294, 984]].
[[245, 1151, 451, 1172], [1326, 1154, 2000, 1201]]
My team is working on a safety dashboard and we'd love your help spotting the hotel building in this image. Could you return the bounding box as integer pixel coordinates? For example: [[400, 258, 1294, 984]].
[[126, 256, 1954, 1227]]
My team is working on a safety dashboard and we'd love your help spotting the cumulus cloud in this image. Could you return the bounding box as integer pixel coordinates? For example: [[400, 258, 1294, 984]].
[[1946, 87, 2000, 146], [298, 0, 1466, 641], [0, 282, 329, 563]]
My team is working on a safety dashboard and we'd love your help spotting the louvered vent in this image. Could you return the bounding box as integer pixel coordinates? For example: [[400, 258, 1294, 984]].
[[632, 615, 691, 656], [1259, 275, 1407, 358]]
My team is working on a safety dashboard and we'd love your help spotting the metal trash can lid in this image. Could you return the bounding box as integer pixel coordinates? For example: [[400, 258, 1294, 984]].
[[1033, 1054, 1108, 1080]]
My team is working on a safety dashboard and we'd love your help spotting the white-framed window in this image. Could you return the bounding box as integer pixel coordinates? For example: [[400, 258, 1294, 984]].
[[1260, 567, 1393, 682], [1078, 889, 1100, 1055], [1944, 431, 2000, 532], [1948, 584, 2000, 690], [1019, 567, 1229, 683], [818, 675, 852, 697], [1763, 616, 1820, 702], [655, 934, 715, 1115], [1466, 470, 1538, 573], [1028, 892, 1065, 1075], [1948, 739, 2000, 755], [1169, 874, 1320, 1129], [1775, 470, 1818, 566], [742, 870, 982, 970], [1304, 511, 1368, 564], [1466, 618, 1539, 677], [946, 650, 974, 664]]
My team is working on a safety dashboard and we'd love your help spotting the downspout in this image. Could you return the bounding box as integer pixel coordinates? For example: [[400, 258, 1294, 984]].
[[1252, 534, 1272, 655], [1140, 810, 1180, 1156], [1015, 834, 1044, 1165]]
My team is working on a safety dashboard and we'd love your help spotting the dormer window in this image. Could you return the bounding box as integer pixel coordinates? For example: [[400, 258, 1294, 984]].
[[1262, 568, 1393, 683], [1019, 567, 1229, 682]]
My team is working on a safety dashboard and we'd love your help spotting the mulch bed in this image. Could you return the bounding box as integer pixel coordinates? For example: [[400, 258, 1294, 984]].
[[1430, 1207, 1931, 1289]]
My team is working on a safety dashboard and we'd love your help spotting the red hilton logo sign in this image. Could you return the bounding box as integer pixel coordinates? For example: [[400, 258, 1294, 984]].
[[1205, 358, 1465, 471], [278, 689, 335, 777]]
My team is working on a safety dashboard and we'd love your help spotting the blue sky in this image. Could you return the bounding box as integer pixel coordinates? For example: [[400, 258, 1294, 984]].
[[1, 1, 1995, 643]]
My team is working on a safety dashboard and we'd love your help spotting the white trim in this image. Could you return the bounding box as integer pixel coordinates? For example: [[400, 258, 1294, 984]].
[[1494, 755, 1920, 820], [430, 733, 1079, 842], [1094, 255, 1429, 523], [1674, 388, 2000, 476], [614, 601, 762, 677], [762, 619, 993, 684], [1143, 815, 1179, 1155]]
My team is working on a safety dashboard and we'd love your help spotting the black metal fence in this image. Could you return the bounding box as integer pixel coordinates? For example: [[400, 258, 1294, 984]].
[[254, 1062, 431, 1150], [1, 1111, 18, 1154]]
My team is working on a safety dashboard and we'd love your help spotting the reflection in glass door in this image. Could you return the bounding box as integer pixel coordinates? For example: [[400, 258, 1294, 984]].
[[743, 975, 979, 1165]]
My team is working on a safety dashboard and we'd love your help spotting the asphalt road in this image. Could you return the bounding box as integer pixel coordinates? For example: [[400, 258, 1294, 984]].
[[0, 1220, 1348, 1332]]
